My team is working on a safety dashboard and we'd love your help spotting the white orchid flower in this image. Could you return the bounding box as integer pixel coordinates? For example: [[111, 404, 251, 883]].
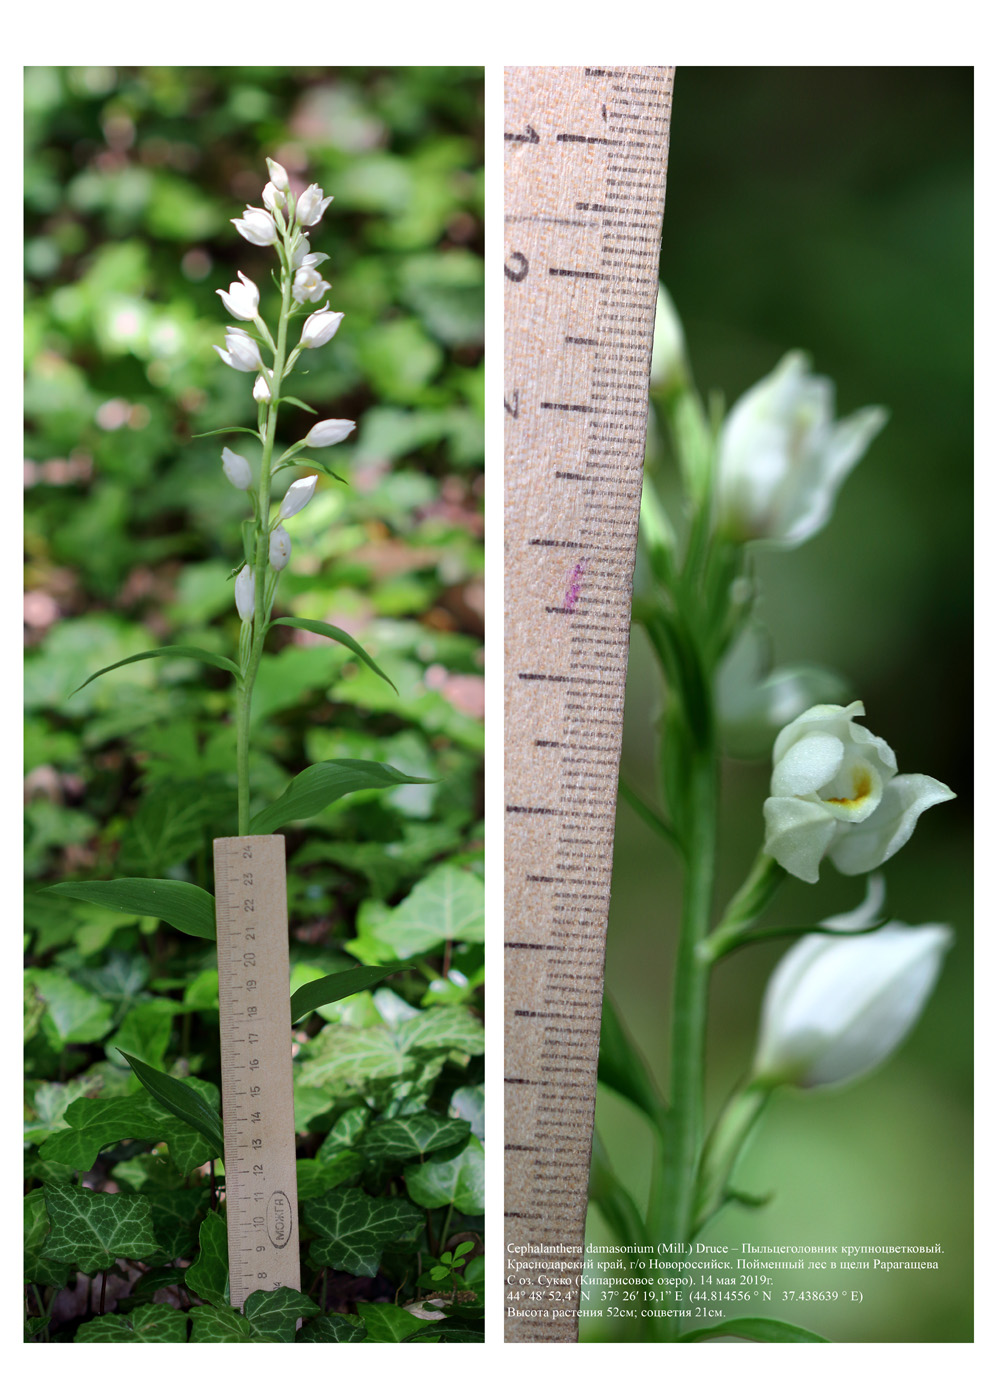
[[763, 701, 954, 884], [299, 304, 344, 349], [231, 205, 278, 247], [753, 888, 951, 1089], [305, 419, 355, 448], [221, 446, 252, 491], [296, 183, 333, 227], [214, 327, 265, 373], [234, 565, 255, 621], [216, 271, 260, 321], [278, 475, 318, 520], [715, 352, 887, 547]]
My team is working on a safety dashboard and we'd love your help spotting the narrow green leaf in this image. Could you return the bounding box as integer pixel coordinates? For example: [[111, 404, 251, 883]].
[[275, 395, 317, 414], [118, 1051, 225, 1162], [598, 993, 668, 1126], [679, 1316, 830, 1343], [289, 964, 413, 1024], [70, 645, 240, 695], [269, 617, 397, 692], [250, 760, 433, 835], [41, 878, 217, 941], [273, 455, 346, 483], [192, 426, 263, 441]]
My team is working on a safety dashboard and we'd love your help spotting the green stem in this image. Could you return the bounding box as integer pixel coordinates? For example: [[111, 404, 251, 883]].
[[234, 250, 295, 836], [654, 742, 717, 1341]]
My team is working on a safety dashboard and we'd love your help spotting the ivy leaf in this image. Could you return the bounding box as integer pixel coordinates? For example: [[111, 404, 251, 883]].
[[184, 1211, 229, 1307], [189, 1304, 252, 1343], [41, 1183, 156, 1273], [289, 964, 413, 1024], [405, 1135, 484, 1214], [75, 1303, 189, 1343], [118, 1051, 225, 1162], [361, 1113, 471, 1163], [374, 864, 484, 958], [269, 617, 397, 693], [679, 1316, 831, 1343], [356, 1301, 441, 1343], [24, 1188, 71, 1289], [396, 1005, 485, 1058], [305, 1187, 423, 1277], [69, 645, 240, 695], [250, 760, 433, 835], [41, 878, 217, 941], [295, 1150, 362, 1201], [244, 1287, 320, 1342], [297, 1313, 367, 1343]]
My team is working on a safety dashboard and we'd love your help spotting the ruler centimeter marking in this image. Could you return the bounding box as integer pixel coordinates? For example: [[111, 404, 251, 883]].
[[504, 65, 674, 1344], [215, 835, 300, 1308]]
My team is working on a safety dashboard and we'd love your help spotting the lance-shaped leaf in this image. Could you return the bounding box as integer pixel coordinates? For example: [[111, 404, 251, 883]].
[[598, 993, 668, 1126], [76, 1304, 189, 1343], [192, 426, 263, 442], [289, 963, 413, 1024], [41, 878, 216, 941], [41, 1183, 156, 1274], [250, 760, 433, 835], [679, 1316, 830, 1343], [305, 1187, 423, 1277], [244, 1287, 320, 1342], [70, 645, 240, 695], [118, 1051, 225, 1162], [269, 617, 396, 692], [272, 454, 346, 483]]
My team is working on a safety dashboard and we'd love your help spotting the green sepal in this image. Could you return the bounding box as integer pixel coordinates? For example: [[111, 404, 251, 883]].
[[249, 760, 434, 835], [678, 1316, 830, 1343], [70, 646, 240, 695], [40, 878, 217, 941], [290, 964, 413, 1024], [269, 616, 397, 692], [117, 1051, 225, 1162]]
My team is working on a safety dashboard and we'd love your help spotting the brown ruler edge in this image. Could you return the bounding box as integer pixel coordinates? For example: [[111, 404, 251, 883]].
[[215, 834, 301, 1308], [504, 64, 674, 1343]]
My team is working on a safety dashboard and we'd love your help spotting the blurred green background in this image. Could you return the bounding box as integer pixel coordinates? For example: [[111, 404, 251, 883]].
[[586, 67, 972, 1343]]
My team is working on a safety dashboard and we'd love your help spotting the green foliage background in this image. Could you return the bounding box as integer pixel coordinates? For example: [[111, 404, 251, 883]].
[[24, 66, 484, 1342], [591, 67, 972, 1343]]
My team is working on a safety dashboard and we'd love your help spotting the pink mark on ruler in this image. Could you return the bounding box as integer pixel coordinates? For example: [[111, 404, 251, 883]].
[[563, 559, 587, 612]]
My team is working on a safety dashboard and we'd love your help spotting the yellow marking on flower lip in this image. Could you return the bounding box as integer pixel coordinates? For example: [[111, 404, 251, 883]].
[[825, 766, 875, 809]]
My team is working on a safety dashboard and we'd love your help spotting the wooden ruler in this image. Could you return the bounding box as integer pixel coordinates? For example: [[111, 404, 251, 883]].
[[215, 835, 300, 1308], [503, 65, 674, 1343]]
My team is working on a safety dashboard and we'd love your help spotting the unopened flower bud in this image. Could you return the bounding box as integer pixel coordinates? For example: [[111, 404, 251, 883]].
[[305, 419, 355, 448], [269, 523, 291, 571], [296, 183, 333, 227], [299, 304, 344, 349], [235, 565, 255, 621], [231, 206, 278, 247], [262, 181, 286, 212], [216, 271, 260, 321], [214, 328, 265, 373], [252, 374, 271, 403], [266, 158, 290, 192], [221, 446, 252, 491], [279, 474, 318, 519]]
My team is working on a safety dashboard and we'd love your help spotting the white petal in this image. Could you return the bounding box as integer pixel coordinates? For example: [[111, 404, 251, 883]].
[[763, 796, 837, 883], [829, 773, 956, 875], [770, 732, 844, 798]]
